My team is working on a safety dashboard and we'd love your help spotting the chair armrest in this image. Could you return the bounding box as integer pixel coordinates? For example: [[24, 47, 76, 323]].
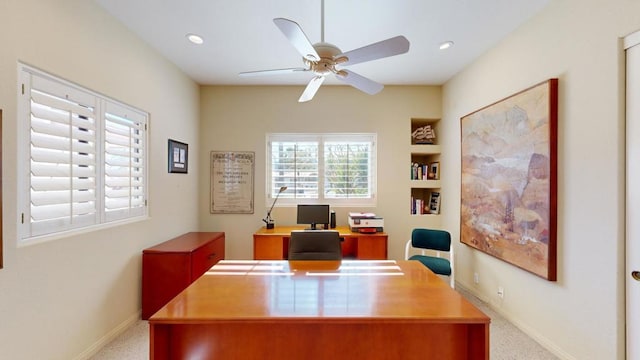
[[404, 239, 412, 260]]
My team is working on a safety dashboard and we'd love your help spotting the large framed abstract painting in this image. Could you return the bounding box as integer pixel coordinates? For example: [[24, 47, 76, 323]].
[[460, 79, 558, 281]]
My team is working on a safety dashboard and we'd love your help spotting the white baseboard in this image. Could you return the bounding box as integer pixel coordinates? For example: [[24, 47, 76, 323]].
[[456, 281, 576, 360], [72, 311, 142, 360]]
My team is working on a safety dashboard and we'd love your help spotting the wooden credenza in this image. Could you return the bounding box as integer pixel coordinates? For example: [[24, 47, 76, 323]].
[[253, 226, 387, 260], [141, 232, 225, 319]]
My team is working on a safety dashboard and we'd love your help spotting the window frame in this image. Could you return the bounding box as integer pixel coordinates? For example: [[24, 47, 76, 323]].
[[266, 133, 377, 207], [17, 64, 149, 245]]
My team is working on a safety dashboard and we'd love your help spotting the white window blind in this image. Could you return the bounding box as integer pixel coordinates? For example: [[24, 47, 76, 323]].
[[28, 75, 99, 235], [267, 133, 376, 206], [324, 140, 373, 199], [270, 140, 319, 199], [19, 65, 148, 241], [104, 102, 146, 222]]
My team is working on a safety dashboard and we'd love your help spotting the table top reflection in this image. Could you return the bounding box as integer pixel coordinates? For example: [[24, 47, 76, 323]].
[[149, 260, 489, 324]]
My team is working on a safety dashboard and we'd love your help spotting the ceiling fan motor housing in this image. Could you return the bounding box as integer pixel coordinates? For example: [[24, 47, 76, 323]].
[[306, 42, 348, 76]]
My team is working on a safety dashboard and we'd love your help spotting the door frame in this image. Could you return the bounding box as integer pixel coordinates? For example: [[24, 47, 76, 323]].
[[625, 31, 640, 360]]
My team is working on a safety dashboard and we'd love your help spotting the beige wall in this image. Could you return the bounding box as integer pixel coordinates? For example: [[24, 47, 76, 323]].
[[1, 0, 636, 359], [442, 0, 640, 358], [0, 1, 200, 359], [198, 85, 442, 261]]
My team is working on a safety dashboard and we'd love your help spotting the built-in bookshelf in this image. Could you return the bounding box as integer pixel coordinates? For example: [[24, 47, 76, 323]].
[[410, 118, 441, 216]]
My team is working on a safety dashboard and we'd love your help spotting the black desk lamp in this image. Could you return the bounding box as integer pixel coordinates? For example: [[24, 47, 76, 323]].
[[263, 186, 287, 229]]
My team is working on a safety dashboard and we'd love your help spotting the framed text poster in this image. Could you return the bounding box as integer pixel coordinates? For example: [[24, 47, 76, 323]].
[[210, 151, 255, 214]]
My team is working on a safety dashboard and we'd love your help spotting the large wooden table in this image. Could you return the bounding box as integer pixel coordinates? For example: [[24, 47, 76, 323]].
[[149, 260, 490, 359]]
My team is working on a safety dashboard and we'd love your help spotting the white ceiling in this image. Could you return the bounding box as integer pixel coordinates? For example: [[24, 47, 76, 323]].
[[94, 0, 550, 86]]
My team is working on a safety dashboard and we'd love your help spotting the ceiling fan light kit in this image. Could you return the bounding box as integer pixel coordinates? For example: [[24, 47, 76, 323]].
[[239, 2, 410, 102]]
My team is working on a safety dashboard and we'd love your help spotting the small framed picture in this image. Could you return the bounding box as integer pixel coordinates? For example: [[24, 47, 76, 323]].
[[428, 162, 440, 180], [429, 191, 441, 214], [168, 139, 188, 173]]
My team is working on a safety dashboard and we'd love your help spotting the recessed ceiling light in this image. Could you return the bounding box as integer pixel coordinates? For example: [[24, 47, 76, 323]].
[[186, 33, 204, 45], [439, 41, 454, 50]]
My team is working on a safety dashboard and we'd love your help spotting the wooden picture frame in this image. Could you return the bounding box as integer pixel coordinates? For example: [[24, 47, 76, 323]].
[[460, 79, 558, 281], [168, 139, 188, 174], [210, 151, 255, 214], [429, 191, 441, 214], [428, 162, 440, 180]]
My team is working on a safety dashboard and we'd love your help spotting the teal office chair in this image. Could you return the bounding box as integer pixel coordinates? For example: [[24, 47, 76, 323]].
[[404, 228, 454, 288]]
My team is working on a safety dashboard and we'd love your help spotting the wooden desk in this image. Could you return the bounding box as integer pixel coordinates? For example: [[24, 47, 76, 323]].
[[149, 260, 490, 359], [253, 225, 387, 260]]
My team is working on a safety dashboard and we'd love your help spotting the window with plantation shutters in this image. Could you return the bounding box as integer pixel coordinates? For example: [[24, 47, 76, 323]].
[[266, 133, 376, 206], [18, 64, 148, 242]]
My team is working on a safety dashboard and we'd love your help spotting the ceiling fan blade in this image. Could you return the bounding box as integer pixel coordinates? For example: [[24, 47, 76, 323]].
[[273, 18, 320, 62], [337, 36, 410, 66], [239, 68, 308, 77], [336, 70, 384, 95], [299, 76, 325, 102]]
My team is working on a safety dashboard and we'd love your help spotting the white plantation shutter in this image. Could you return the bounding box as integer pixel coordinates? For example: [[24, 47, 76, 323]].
[[269, 140, 319, 199], [28, 75, 98, 236], [104, 102, 146, 222], [267, 133, 376, 206], [324, 138, 374, 199], [19, 64, 148, 242]]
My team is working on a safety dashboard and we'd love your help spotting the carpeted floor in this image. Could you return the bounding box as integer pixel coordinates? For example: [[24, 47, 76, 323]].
[[90, 287, 559, 359], [459, 287, 560, 360]]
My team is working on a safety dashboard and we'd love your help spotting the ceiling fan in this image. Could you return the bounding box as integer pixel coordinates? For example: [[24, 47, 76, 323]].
[[239, 0, 410, 102]]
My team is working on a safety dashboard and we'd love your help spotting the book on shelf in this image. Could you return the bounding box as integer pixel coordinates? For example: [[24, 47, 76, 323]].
[[410, 194, 441, 215], [410, 197, 428, 215], [411, 162, 441, 181], [411, 162, 430, 180]]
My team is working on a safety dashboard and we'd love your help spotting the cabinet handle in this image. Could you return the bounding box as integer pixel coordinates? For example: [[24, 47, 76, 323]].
[[633, 271, 640, 281], [208, 253, 217, 260]]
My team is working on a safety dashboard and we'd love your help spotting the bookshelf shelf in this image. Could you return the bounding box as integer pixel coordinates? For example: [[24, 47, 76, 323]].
[[410, 180, 441, 188], [410, 144, 441, 155], [410, 118, 441, 216]]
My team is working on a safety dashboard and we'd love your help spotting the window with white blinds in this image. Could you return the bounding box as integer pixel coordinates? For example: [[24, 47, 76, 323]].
[[266, 133, 376, 206], [18, 65, 148, 241]]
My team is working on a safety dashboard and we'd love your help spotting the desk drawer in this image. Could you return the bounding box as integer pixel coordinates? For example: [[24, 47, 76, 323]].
[[254, 234, 287, 260], [356, 235, 387, 259], [191, 235, 225, 279]]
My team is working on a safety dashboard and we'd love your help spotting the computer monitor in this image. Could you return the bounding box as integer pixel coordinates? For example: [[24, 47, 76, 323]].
[[296, 204, 330, 230]]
